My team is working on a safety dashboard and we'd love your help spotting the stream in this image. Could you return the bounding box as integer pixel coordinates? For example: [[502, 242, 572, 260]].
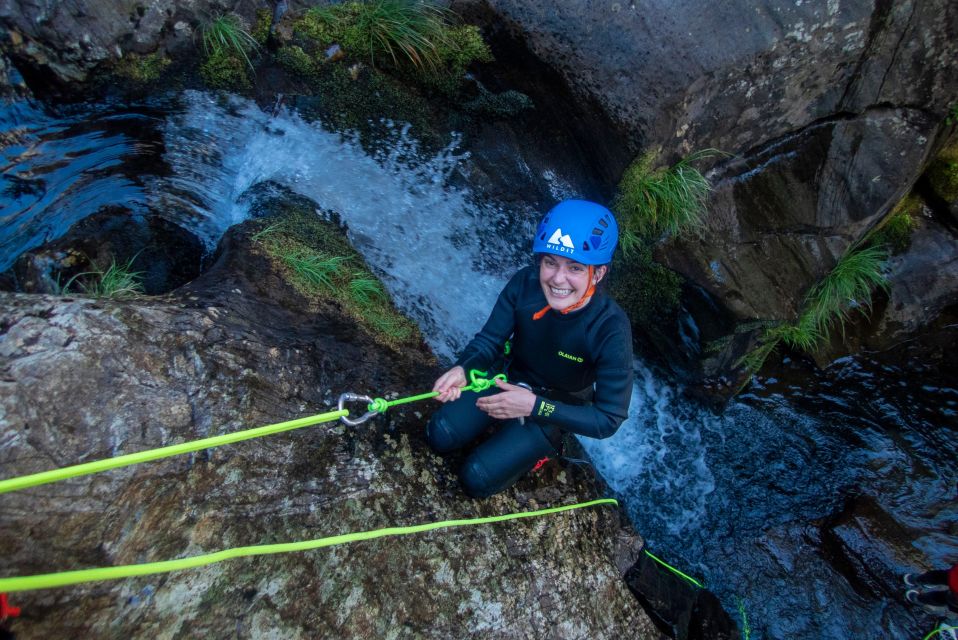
[[1, 91, 955, 640]]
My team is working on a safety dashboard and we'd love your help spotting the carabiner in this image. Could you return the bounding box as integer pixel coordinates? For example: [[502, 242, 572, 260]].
[[337, 392, 378, 426]]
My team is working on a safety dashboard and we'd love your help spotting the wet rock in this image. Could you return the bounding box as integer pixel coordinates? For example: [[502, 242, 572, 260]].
[[624, 553, 738, 640], [6, 206, 204, 296], [818, 494, 924, 601], [0, 212, 660, 638]]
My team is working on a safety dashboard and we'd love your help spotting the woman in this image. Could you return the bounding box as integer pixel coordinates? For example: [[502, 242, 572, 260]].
[[426, 200, 634, 498]]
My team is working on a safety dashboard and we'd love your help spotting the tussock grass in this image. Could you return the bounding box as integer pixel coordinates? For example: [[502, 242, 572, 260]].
[[251, 215, 419, 348], [202, 14, 260, 70], [736, 243, 888, 379], [61, 256, 145, 299], [300, 0, 453, 71], [614, 148, 721, 250]]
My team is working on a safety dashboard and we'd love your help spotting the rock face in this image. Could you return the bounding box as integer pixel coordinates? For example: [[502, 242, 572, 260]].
[[459, 0, 958, 376], [0, 0, 260, 92], [0, 221, 660, 638]]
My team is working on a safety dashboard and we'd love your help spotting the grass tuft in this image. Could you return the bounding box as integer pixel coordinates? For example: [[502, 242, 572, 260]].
[[300, 0, 453, 71], [250, 210, 419, 350], [202, 13, 260, 70], [282, 251, 345, 290], [61, 256, 145, 299], [613, 148, 722, 249], [349, 274, 387, 305]]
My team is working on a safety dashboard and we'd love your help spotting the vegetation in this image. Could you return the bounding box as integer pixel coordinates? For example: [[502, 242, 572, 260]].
[[251, 210, 419, 349], [114, 52, 171, 83], [298, 0, 452, 70], [946, 104, 958, 126], [291, 0, 491, 94], [201, 13, 260, 70], [59, 256, 145, 299], [251, 8, 272, 46], [613, 148, 721, 251], [926, 141, 958, 203], [867, 195, 919, 255], [609, 245, 683, 327], [198, 13, 259, 90], [200, 51, 252, 90], [736, 242, 889, 377]]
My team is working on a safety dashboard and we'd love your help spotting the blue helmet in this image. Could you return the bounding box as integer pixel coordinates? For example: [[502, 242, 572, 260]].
[[532, 200, 619, 265]]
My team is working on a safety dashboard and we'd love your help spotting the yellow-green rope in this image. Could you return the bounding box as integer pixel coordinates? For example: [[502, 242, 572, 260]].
[[644, 549, 705, 588], [0, 409, 348, 495], [0, 498, 618, 593], [368, 369, 505, 413], [925, 626, 958, 640]]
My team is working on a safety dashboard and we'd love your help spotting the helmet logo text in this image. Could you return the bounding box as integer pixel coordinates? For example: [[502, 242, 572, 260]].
[[547, 228, 575, 253]]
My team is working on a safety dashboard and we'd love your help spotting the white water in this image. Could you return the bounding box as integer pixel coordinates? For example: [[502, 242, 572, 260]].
[[154, 91, 535, 361]]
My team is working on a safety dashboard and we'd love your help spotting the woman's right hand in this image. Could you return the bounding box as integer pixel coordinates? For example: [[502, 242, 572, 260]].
[[433, 365, 467, 402]]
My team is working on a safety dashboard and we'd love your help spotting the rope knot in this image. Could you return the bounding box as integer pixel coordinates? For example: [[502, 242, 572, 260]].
[[466, 369, 507, 392], [368, 397, 390, 414]]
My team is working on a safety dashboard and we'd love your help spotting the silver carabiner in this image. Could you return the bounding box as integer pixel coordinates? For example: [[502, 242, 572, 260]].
[[338, 392, 378, 426]]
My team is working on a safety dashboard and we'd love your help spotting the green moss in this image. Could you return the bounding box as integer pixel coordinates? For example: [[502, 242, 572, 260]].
[[275, 45, 320, 81], [415, 24, 493, 95], [609, 245, 682, 327], [293, 62, 442, 150], [114, 52, 171, 83], [252, 8, 272, 46], [868, 195, 919, 255], [200, 51, 252, 90], [251, 208, 421, 350], [462, 88, 533, 118], [926, 142, 958, 203]]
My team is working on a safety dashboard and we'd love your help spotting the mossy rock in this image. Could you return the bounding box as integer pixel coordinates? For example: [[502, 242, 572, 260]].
[[288, 59, 444, 151], [113, 52, 171, 84], [247, 196, 422, 351], [290, 4, 491, 97], [609, 246, 682, 328], [252, 8, 272, 46], [200, 51, 251, 91], [926, 142, 958, 203], [869, 194, 920, 255]]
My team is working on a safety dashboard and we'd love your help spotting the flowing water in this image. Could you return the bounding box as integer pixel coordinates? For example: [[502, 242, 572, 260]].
[[1, 92, 955, 639]]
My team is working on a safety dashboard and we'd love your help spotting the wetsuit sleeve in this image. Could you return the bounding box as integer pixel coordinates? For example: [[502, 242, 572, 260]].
[[530, 319, 633, 439], [454, 271, 523, 373]]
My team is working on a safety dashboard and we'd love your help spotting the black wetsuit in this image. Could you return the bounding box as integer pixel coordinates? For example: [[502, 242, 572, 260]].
[[426, 265, 634, 497]]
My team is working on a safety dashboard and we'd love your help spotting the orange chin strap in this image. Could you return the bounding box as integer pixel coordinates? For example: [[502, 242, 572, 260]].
[[532, 266, 596, 320]]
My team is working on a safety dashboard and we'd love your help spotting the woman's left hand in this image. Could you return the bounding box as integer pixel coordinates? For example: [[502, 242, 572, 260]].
[[475, 379, 536, 420]]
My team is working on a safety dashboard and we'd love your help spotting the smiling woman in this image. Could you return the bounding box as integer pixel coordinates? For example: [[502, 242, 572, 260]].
[[425, 200, 634, 498]]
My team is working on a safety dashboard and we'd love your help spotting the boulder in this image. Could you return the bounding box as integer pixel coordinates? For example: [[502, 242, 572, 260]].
[[6, 206, 205, 296], [0, 217, 661, 638]]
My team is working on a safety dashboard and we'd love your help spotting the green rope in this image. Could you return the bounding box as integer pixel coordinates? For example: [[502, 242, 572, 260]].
[[644, 549, 705, 589], [367, 369, 506, 414], [0, 409, 348, 495], [0, 498, 618, 593], [925, 626, 958, 640]]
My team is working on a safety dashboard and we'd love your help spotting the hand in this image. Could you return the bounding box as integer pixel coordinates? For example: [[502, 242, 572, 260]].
[[432, 365, 467, 402], [475, 379, 536, 420]]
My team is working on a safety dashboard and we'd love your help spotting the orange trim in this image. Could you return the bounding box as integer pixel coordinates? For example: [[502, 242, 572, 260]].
[[559, 266, 596, 315], [533, 266, 597, 320]]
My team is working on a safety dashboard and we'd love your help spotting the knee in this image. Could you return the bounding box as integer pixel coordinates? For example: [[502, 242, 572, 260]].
[[459, 456, 498, 499], [426, 413, 460, 454]]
